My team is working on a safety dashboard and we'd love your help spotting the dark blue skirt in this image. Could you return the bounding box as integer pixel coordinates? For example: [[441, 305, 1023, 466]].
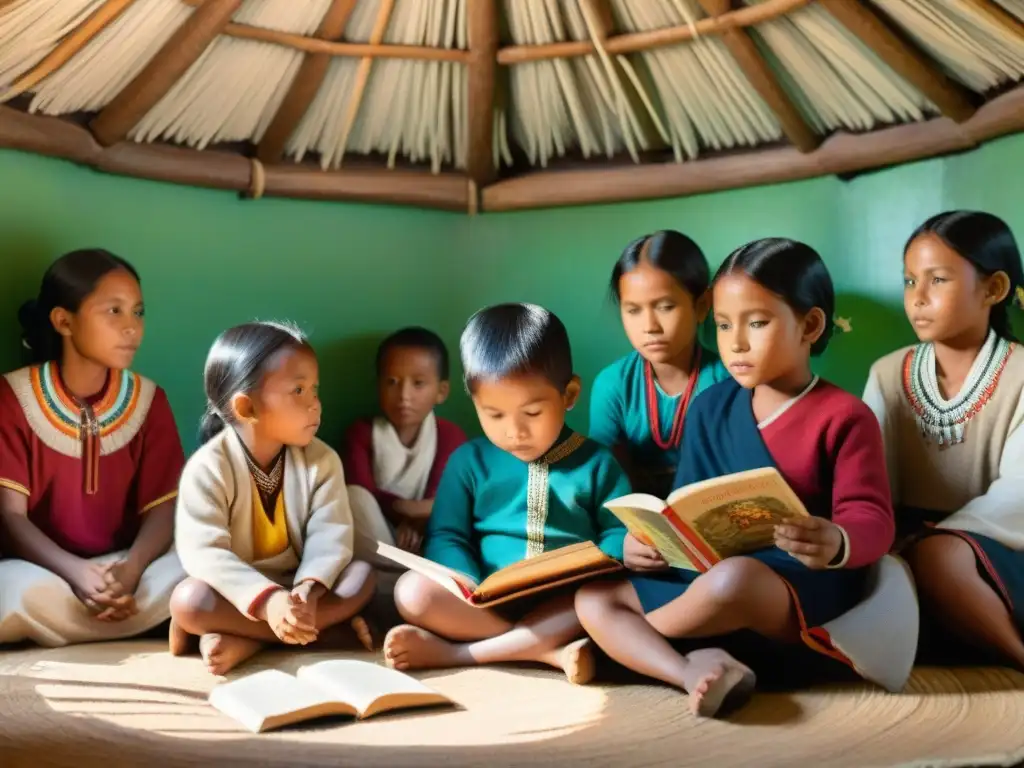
[[628, 547, 867, 678]]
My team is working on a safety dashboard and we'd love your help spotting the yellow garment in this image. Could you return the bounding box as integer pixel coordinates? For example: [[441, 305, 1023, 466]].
[[251, 479, 289, 561]]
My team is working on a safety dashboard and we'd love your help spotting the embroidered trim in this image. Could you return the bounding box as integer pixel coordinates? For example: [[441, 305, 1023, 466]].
[[0, 478, 30, 496], [140, 490, 178, 514], [902, 330, 1015, 445], [757, 375, 819, 429], [3, 365, 155, 459], [525, 432, 587, 559]]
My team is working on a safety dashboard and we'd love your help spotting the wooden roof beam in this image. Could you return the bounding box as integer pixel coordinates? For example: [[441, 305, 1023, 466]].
[[817, 0, 976, 122], [466, 0, 499, 186], [696, 0, 819, 153], [256, 0, 357, 164], [497, 0, 812, 64], [962, 0, 1024, 40], [90, 0, 242, 146]]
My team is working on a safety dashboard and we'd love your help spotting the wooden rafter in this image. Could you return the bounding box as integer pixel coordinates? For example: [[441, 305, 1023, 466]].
[[0, 0, 138, 102], [497, 0, 813, 64], [696, 0, 818, 153], [90, 0, 242, 146], [961, 0, 1024, 39], [256, 0, 357, 164], [817, 0, 976, 123], [466, 0, 499, 186], [177, 0, 468, 63]]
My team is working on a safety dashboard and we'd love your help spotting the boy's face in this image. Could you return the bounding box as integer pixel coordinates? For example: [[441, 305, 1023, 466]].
[[471, 373, 581, 463], [378, 346, 449, 432]]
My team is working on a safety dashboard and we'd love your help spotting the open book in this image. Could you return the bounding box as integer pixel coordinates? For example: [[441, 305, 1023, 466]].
[[603, 467, 809, 572], [376, 540, 623, 608], [208, 660, 452, 733]]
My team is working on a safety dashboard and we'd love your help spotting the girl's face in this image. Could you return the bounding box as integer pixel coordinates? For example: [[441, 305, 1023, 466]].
[[53, 269, 144, 371], [378, 346, 449, 432], [713, 273, 823, 390], [471, 373, 580, 463], [618, 260, 708, 366], [240, 346, 322, 448], [903, 233, 1006, 344]]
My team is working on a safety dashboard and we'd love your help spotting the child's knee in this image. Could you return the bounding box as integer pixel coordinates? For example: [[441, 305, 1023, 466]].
[[393, 571, 445, 621], [574, 579, 622, 624], [169, 578, 218, 629], [702, 557, 770, 606], [336, 560, 377, 602], [905, 534, 971, 582]]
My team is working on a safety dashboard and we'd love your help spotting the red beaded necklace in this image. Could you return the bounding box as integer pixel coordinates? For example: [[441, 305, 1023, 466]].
[[645, 347, 702, 450]]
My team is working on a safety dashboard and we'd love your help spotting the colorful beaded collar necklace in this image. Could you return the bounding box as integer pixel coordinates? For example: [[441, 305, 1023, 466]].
[[644, 346, 702, 450]]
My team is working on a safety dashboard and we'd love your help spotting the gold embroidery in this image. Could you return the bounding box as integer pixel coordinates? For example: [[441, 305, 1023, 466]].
[[524, 432, 587, 559], [0, 478, 30, 496], [140, 490, 177, 514]]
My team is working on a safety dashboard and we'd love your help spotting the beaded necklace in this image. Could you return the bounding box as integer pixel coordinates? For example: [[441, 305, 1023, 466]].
[[243, 446, 285, 519], [901, 329, 1015, 446], [644, 347, 702, 450]]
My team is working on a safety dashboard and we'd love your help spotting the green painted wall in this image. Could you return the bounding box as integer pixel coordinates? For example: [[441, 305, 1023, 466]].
[[2, 133, 1023, 452]]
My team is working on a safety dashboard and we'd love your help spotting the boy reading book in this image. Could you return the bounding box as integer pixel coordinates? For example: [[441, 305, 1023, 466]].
[[383, 303, 630, 684], [209, 659, 452, 733], [344, 328, 466, 565]]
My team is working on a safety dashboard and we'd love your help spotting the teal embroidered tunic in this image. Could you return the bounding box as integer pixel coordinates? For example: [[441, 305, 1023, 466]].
[[423, 428, 631, 583], [589, 349, 729, 497]]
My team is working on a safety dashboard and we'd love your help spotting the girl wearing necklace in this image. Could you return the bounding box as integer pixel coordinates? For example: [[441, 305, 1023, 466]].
[[0, 249, 186, 646], [863, 211, 1024, 670], [577, 239, 906, 718], [170, 321, 375, 676], [590, 232, 729, 569]]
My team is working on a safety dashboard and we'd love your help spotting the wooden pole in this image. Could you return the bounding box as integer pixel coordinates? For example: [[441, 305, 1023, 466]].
[[497, 0, 813, 64], [480, 86, 1024, 212], [816, 0, 976, 123], [0, 0, 138, 102], [695, 0, 819, 153], [89, 0, 243, 146], [256, 0, 358, 164], [466, 0, 499, 187]]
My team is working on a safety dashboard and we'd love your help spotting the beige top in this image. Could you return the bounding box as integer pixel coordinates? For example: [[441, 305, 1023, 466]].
[[863, 341, 1024, 551], [175, 429, 354, 618]]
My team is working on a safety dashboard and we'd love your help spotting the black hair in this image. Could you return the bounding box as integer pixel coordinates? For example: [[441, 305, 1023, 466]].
[[714, 238, 836, 357], [200, 320, 311, 444], [610, 230, 711, 302], [905, 210, 1023, 342], [460, 303, 573, 392], [18, 248, 140, 364], [376, 326, 450, 381]]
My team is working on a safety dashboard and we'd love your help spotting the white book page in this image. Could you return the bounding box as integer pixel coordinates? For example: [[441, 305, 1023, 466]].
[[209, 669, 340, 732], [375, 542, 478, 596], [299, 660, 446, 716]]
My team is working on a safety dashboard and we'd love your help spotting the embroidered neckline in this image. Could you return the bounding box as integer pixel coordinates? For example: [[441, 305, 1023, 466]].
[[902, 329, 1015, 445], [243, 446, 285, 518], [525, 431, 587, 559], [644, 347, 702, 450]]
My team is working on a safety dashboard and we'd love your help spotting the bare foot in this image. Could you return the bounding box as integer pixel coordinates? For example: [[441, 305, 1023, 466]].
[[559, 637, 597, 685], [199, 633, 264, 676], [682, 648, 756, 718], [168, 618, 195, 657], [383, 625, 464, 671], [351, 615, 375, 652]]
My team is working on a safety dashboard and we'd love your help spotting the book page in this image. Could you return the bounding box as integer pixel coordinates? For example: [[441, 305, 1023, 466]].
[[209, 669, 347, 733], [602, 502, 696, 570], [300, 660, 450, 718], [472, 541, 619, 603], [375, 542, 478, 598], [667, 467, 810, 560]]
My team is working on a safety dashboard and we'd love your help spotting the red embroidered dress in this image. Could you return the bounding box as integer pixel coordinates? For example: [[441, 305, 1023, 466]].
[[0, 363, 185, 558]]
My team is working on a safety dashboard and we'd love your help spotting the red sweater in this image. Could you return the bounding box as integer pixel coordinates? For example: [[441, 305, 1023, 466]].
[[342, 416, 467, 517], [760, 380, 895, 569]]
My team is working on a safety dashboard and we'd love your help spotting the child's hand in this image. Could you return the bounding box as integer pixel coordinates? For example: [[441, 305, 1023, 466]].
[[396, 522, 423, 554], [94, 560, 141, 621], [290, 581, 321, 628], [623, 533, 669, 572], [69, 560, 134, 616], [264, 589, 318, 645], [774, 517, 843, 569]]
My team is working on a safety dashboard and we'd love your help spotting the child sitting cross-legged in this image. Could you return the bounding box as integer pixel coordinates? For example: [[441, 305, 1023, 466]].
[[345, 328, 466, 564], [383, 303, 630, 683]]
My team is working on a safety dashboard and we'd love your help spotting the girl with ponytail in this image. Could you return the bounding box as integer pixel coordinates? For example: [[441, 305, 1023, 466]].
[[0, 249, 186, 647], [170, 321, 376, 676], [864, 210, 1024, 670]]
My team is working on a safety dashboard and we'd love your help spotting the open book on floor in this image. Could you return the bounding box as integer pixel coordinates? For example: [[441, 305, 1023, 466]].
[[376, 540, 624, 608], [603, 466, 809, 572], [208, 660, 453, 733]]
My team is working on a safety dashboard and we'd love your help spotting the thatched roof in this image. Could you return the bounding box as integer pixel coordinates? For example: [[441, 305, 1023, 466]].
[[1, 0, 1022, 212]]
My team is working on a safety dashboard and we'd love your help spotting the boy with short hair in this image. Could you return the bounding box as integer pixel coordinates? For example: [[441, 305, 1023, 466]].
[[345, 327, 466, 564]]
